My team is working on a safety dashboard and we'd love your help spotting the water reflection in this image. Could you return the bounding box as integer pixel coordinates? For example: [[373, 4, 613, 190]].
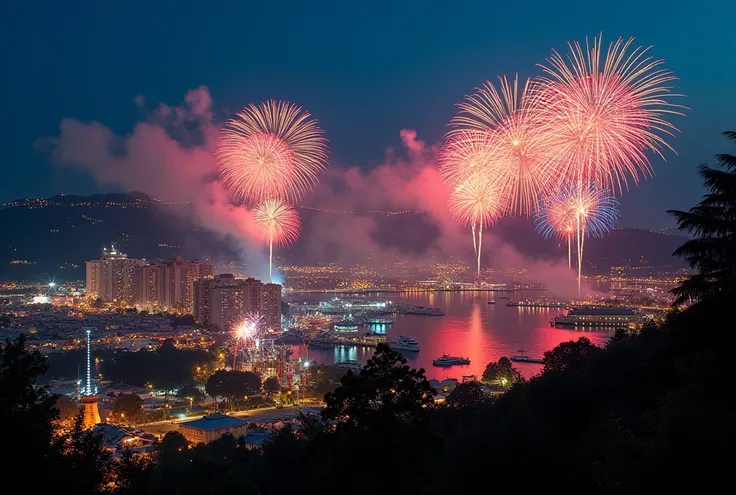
[[290, 291, 610, 379]]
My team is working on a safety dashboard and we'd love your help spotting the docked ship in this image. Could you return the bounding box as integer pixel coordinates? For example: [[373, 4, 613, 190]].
[[551, 306, 645, 328], [390, 336, 420, 352], [333, 317, 360, 333], [507, 300, 568, 309], [432, 355, 471, 367]]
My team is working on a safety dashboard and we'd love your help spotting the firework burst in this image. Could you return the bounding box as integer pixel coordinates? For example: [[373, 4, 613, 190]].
[[536, 184, 619, 269], [254, 199, 301, 282], [449, 173, 506, 277], [450, 75, 556, 215], [233, 313, 265, 369], [438, 129, 498, 189], [534, 35, 684, 193], [216, 100, 328, 205]]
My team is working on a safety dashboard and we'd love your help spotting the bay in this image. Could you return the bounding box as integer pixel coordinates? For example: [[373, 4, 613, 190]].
[[288, 291, 611, 380]]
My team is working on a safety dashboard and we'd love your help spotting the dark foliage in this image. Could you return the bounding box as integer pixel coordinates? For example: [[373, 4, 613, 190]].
[[668, 131, 736, 306]]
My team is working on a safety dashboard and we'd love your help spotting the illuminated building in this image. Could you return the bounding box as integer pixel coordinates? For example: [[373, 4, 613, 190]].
[[178, 413, 248, 444], [193, 275, 282, 330], [80, 327, 101, 428], [135, 256, 213, 312], [258, 283, 282, 330], [85, 245, 146, 304]]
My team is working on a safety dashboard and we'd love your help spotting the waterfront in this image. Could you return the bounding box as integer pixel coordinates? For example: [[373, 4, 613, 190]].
[[288, 291, 612, 380]]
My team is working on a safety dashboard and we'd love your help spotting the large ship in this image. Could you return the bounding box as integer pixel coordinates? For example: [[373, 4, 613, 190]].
[[390, 336, 420, 352], [551, 306, 645, 328]]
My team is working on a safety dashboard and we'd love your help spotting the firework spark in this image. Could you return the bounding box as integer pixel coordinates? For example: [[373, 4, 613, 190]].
[[450, 75, 556, 215], [233, 313, 265, 369], [534, 35, 684, 193], [438, 129, 498, 190], [216, 100, 328, 205], [536, 183, 619, 277], [449, 173, 506, 277], [254, 199, 301, 282]]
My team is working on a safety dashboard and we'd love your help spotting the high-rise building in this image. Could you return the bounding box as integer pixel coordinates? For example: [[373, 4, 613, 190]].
[[259, 283, 282, 330], [86, 248, 213, 311], [135, 256, 213, 312], [85, 246, 146, 304], [193, 275, 282, 331]]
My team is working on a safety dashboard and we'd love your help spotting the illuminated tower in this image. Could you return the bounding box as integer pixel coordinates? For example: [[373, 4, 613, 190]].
[[80, 328, 100, 428]]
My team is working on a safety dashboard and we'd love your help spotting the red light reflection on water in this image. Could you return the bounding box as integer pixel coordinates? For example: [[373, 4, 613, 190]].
[[289, 291, 611, 380]]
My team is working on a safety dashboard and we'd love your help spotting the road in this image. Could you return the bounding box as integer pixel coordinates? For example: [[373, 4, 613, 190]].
[[138, 405, 322, 436]]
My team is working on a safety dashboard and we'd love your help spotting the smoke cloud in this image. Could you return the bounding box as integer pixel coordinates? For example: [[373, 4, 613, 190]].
[[40, 86, 584, 294]]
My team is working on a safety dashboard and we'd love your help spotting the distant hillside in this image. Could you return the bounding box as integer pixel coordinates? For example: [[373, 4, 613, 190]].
[[0, 193, 687, 280], [0, 193, 241, 281]]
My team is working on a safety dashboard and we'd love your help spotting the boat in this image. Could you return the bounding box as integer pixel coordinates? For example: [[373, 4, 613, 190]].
[[488, 300, 496, 304], [335, 360, 363, 373], [551, 306, 645, 328], [510, 350, 544, 364], [432, 354, 471, 367], [390, 335, 420, 352]]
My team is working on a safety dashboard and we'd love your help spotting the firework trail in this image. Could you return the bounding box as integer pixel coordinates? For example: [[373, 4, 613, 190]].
[[536, 184, 619, 270], [450, 75, 556, 215], [448, 173, 506, 277], [534, 35, 684, 291], [233, 313, 265, 369], [254, 199, 301, 282], [216, 100, 328, 205]]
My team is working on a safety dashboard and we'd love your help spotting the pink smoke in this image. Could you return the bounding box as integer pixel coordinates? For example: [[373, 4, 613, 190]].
[[40, 86, 584, 291]]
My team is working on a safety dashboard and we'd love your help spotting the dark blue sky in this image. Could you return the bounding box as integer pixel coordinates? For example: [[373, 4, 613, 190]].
[[2, 0, 733, 228]]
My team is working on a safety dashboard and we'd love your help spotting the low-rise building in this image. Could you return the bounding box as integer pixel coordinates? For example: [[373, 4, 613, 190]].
[[177, 413, 248, 444]]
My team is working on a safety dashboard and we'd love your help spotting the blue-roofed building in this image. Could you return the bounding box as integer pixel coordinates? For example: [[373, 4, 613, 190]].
[[177, 413, 248, 444]]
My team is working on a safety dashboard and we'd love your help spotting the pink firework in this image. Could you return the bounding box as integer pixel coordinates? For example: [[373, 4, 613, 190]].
[[449, 173, 506, 277], [450, 75, 556, 215], [535, 35, 684, 291], [438, 129, 498, 189], [534, 36, 684, 193], [232, 313, 265, 369], [216, 100, 328, 205], [254, 199, 301, 282]]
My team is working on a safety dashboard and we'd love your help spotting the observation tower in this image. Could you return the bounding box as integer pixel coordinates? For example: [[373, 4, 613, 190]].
[[80, 327, 100, 428]]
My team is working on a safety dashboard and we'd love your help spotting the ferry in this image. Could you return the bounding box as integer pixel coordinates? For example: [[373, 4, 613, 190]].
[[390, 336, 420, 352], [510, 350, 544, 364], [551, 306, 645, 328], [432, 355, 471, 367], [333, 318, 360, 333]]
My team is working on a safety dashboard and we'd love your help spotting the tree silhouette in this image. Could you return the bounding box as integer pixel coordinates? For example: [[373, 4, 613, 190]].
[[542, 337, 601, 374], [157, 431, 189, 460], [112, 393, 143, 422], [263, 376, 281, 395], [176, 383, 205, 402], [667, 131, 736, 306], [481, 357, 522, 386], [446, 382, 488, 409], [206, 369, 262, 408], [322, 343, 435, 428]]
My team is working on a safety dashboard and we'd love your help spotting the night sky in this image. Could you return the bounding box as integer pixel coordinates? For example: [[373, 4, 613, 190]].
[[2, 0, 734, 228]]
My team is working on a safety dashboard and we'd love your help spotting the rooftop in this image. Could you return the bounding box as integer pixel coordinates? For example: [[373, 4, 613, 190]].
[[179, 413, 246, 430]]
